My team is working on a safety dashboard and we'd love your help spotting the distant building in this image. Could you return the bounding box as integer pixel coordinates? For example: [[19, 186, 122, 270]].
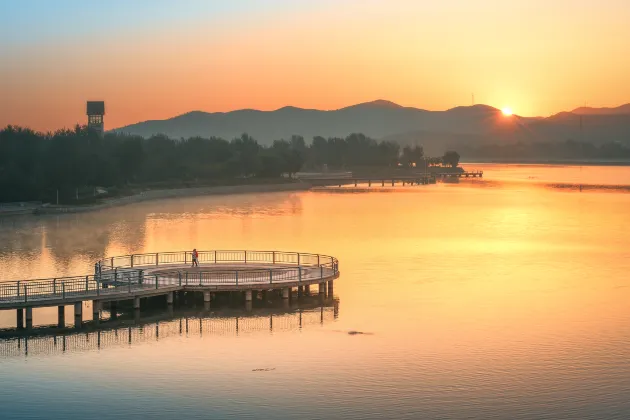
[[86, 101, 105, 134]]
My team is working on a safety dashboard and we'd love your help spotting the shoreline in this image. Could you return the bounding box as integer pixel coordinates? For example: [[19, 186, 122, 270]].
[[27, 182, 312, 216]]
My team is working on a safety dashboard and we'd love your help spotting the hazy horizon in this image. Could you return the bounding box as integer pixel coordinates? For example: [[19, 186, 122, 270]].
[[2, 0, 630, 131]]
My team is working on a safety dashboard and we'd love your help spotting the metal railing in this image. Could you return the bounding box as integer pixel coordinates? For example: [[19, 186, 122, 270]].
[[0, 251, 339, 305], [0, 270, 146, 304], [99, 250, 338, 272]]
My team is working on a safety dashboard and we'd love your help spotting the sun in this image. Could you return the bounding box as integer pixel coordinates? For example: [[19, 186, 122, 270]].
[[502, 107, 513, 116]]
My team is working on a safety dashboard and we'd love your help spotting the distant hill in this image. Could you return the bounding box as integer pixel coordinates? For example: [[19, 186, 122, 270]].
[[571, 104, 630, 115], [112, 100, 630, 154]]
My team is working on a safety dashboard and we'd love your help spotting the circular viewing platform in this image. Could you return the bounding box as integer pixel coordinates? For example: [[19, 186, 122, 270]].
[[0, 250, 340, 329]]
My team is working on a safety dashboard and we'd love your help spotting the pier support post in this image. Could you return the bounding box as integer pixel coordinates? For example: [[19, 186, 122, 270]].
[[245, 290, 252, 302], [298, 285, 304, 297], [203, 291, 211, 303], [133, 296, 140, 310], [282, 287, 290, 300], [25, 307, 33, 329], [327, 280, 334, 297], [16, 308, 24, 329], [58, 305, 65, 328], [110, 302, 118, 319], [92, 300, 100, 321], [166, 292, 174, 305], [245, 301, 252, 312], [319, 282, 326, 296], [74, 302, 82, 328]]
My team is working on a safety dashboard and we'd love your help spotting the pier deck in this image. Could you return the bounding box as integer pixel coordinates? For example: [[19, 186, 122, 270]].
[[0, 250, 340, 329]]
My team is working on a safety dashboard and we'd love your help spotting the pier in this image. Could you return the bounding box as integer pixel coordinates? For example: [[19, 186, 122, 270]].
[[433, 170, 483, 179], [300, 171, 482, 187], [0, 250, 340, 330]]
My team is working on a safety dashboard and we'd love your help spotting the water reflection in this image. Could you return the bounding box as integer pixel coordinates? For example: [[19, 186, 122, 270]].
[[0, 298, 339, 359], [0, 192, 303, 281]]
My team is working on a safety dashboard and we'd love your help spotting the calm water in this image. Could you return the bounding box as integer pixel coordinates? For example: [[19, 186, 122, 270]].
[[1, 164, 630, 419]]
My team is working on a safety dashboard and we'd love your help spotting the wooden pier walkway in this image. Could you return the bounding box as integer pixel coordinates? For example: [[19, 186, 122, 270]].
[[300, 171, 483, 187], [0, 250, 339, 329]]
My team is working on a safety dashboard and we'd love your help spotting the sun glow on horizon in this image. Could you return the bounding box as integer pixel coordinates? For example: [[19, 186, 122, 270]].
[[502, 107, 513, 116]]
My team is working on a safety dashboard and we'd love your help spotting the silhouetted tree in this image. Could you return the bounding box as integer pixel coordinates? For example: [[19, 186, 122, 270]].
[[442, 151, 460, 168]]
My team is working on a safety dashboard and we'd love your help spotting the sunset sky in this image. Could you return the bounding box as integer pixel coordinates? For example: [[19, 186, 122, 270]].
[[1, 0, 629, 131]]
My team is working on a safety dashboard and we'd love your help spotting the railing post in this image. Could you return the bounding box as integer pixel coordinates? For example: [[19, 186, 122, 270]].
[[128, 276, 131, 293], [156, 253, 159, 266], [114, 268, 118, 283], [85, 276, 89, 293], [185, 272, 188, 285], [131, 255, 134, 268], [96, 278, 100, 296], [320, 266, 323, 279], [199, 272, 202, 286], [269, 269, 273, 284], [297, 253, 300, 266], [317, 255, 320, 266], [244, 250, 247, 264], [214, 250, 217, 264], [235, 271, 239, 286], [272, 251, 276, 264], [299, 267, 302, 283], [53, 278, 57, 295], [17, 281, 20, 298], [179, 272, 182, 287], [184, 252, 187, 265], [111, 257, 114, 268], [62, 283, 66, 300], [156, 275, 159, 289], [24, 285, 27, 303]]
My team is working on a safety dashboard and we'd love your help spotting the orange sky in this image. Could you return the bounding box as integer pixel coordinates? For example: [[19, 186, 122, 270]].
[[1, 0, 629, 132]]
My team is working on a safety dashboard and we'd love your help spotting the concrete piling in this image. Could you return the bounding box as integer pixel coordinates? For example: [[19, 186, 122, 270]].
[[16, 309, 24, 329], [282, 287, 290, 299], [319, 282, 326, 295], [166, 291, 174, 305], [57, 305, 65, 328], [92, 300, 100, 321], [133, 296, 140, 310], [25, 307, 33, 329], [74, 302, 82, 328], [110, 302, 118, 320]]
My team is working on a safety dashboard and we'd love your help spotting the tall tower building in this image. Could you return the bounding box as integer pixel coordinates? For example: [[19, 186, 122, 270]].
[[86, 101, 105, 134]]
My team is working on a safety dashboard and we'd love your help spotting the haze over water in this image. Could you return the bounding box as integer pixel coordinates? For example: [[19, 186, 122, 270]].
[[1, 164, 630, 419]]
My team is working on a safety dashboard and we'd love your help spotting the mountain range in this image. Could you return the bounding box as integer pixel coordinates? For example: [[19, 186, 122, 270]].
[[112, 100, 630, 155]]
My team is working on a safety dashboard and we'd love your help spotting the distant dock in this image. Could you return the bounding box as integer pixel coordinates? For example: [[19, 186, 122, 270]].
[[298, 170, 483, 187]]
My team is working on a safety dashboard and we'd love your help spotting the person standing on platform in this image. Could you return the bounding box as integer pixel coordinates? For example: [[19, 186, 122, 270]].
[[192, 248, 199, 267]]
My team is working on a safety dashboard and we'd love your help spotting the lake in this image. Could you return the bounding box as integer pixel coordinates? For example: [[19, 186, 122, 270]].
[[1, 163, 630, 419]]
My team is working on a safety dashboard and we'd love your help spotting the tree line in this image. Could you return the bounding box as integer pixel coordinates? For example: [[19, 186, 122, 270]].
[[0, 126, 460, 203]]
